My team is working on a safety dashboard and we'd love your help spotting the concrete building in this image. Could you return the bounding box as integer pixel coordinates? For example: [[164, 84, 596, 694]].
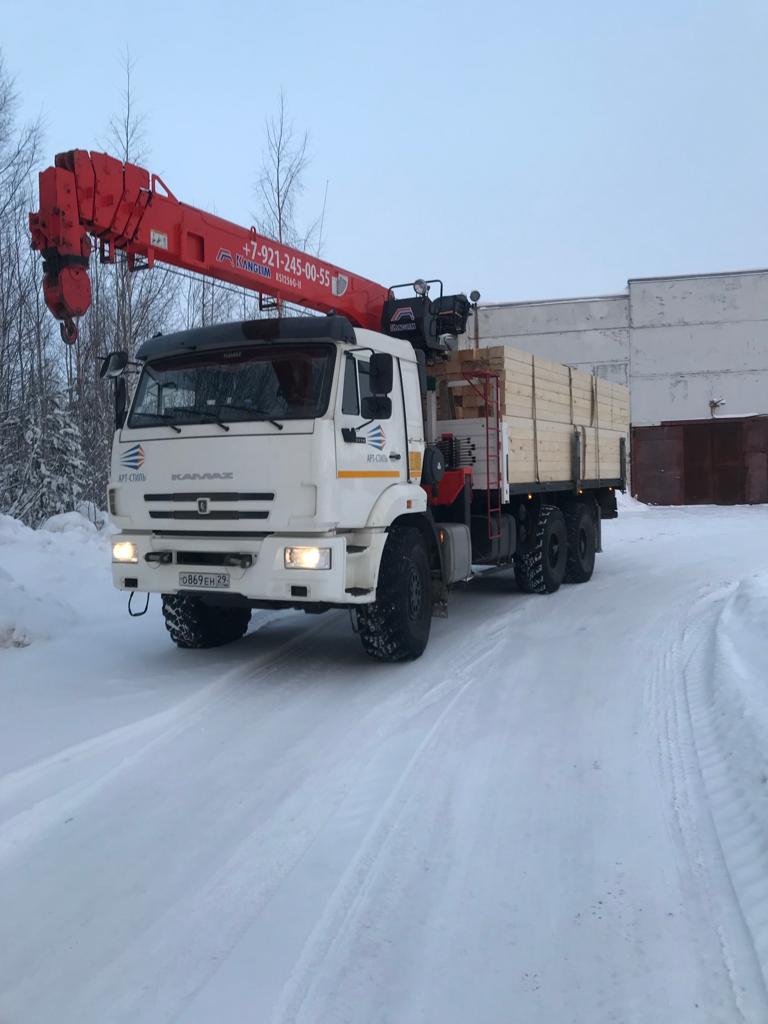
[[473, 269, 768, 504]]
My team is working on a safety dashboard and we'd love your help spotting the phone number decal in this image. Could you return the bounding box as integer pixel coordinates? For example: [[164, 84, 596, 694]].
[[216, 242, 348, 296]]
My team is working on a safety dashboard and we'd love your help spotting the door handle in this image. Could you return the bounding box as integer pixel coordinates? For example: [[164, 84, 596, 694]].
[[389, 452, 402, 461]]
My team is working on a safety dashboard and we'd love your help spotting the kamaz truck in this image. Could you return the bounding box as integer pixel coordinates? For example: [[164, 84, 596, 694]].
[[31, 150, 627, 660]]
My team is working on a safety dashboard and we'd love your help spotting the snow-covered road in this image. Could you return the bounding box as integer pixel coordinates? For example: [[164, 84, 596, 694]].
[[2, 502, 768, 1024]]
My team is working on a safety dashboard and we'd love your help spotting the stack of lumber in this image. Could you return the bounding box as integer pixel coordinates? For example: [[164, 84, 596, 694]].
[[432, 346, 629, 486]]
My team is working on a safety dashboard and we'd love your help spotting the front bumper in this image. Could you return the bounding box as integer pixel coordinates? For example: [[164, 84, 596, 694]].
[[111, 532, 386, 605]]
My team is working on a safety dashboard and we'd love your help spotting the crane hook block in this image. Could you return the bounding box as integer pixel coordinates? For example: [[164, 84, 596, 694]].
[[60, 317, 78, 345]]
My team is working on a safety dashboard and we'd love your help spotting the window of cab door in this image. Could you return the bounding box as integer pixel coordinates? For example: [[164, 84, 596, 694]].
[[341, 355, 382, 416]]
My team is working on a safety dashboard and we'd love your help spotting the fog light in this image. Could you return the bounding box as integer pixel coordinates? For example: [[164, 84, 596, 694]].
[[284, 546, 331, 570], [113, 540, 138, 563]]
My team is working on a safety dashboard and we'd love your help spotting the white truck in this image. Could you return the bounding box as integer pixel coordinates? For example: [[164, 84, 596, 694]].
[[103, 304, 627, 661], [30, 149, 628, 661]]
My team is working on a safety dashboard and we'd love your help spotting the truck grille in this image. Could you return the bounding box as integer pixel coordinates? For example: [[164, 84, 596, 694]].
[[144, 492, 274, 502], [144, 490, 274, 522], [148, 510, 268, 520]]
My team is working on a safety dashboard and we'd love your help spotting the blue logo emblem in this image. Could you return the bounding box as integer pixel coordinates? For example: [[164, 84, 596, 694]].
[[366, 425, 386, 451], [120, 444, 145, 470]]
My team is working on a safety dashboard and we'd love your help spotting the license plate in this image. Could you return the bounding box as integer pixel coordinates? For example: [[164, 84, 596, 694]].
[[178, 572, 230, 590]]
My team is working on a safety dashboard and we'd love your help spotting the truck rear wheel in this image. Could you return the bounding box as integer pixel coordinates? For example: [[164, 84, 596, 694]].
[[514, 505, 567, 594], [161, 593, 251, 649], [564, 501, 596, 583], [356, 527, 432, 662]]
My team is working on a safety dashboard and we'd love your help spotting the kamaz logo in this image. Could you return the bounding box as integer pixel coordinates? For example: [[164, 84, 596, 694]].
[[171, 472, 234, 480]]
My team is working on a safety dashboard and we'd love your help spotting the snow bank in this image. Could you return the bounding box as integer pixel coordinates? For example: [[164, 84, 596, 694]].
[[714, 576, 768, 745], [708, 575, 768, 820], [0, 513, 33, 546], [616, 491, 650, 513], [693, 574, 768, 978], [0, 509, 109, 649]]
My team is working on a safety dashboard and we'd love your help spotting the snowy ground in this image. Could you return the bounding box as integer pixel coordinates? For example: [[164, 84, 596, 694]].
[[1, 500, 768, 1024]]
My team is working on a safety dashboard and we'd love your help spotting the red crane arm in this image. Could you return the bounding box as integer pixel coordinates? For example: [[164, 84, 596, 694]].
[[29, 149, 390, 343]]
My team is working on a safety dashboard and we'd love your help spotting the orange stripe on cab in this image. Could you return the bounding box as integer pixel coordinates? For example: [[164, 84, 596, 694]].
[[337, 470, 401, 479]]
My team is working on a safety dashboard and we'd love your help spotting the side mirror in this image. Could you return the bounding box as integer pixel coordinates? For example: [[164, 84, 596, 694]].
[[115, 376, 128, 430], [369, 352, 394, 395], [100, 351, 129, 379], [361, 395, 392, 420]]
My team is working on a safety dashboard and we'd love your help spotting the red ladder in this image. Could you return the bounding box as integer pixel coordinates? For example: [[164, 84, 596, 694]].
[[463, 369, 502, 541]]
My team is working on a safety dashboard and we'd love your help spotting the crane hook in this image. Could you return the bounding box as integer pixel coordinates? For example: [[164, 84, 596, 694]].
[[60, 317, 78, 345]]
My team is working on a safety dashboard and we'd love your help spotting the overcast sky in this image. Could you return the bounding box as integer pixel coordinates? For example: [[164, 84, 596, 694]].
[[4, 0, 767, 304]]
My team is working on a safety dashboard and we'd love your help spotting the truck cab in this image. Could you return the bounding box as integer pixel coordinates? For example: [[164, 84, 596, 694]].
[[108, 315, 442, 658]]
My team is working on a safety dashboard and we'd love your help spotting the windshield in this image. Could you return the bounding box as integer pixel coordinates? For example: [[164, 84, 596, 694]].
[[128, 342, 336, 428]]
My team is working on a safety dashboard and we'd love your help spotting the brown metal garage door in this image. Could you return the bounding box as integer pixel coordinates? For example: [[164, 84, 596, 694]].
[[632, 416, 768, 505]]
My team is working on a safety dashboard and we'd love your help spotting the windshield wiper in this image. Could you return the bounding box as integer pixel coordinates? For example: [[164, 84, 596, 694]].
[[168, 406, 230, 432], [221, 403, 284, 430], [131, 411, 182, 433]]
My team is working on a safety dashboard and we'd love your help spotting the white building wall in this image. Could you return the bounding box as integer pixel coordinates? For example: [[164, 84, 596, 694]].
[[473, 269, 768, 427], [475, 294, 630, 385], [628, 271, 768, 425]]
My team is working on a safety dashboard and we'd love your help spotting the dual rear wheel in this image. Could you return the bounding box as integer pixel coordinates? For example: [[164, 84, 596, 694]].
[[514, 502, 596, 595]]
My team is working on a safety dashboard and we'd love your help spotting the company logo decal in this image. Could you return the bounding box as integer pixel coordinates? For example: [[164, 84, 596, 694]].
[[366, 424, 386, 450], [234, 253, 272, 279], [332, 273, 349, 297], [390, 306, 415, 323], [197, 498, 210, 515], [120, 444, 145, 470], [217, 245, 272, 280]]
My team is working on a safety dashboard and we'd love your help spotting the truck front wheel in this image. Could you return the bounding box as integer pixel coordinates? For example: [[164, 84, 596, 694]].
[[356, 527, 432, 662], [514, 505, 567, 594], [161, 594, 251, 649]]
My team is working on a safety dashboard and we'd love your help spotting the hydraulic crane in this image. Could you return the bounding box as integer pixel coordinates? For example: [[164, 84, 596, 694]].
[[29, 149, 392, 344]]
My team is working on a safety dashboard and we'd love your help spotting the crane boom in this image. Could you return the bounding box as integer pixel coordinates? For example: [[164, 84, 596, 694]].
[[29, 149, 390, 343]]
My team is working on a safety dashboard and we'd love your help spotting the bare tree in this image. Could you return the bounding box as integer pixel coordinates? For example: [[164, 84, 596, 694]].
[[104, 49, 177, 359], [0, 52, 44, 408], [254, 91, 325, 254], [178, 273, 241, 330], [0, 51, 91, 525], [65, 51, 178, 508]]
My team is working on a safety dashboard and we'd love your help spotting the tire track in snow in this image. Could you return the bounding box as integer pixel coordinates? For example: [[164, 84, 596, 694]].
[[143, 620, 514, 1023], [270, 630, 506, 1024], [0, 609, 517, 1024], [647, 586, 768, 1023], [681, 583, 768, 999], [0, 613, 339, 865]]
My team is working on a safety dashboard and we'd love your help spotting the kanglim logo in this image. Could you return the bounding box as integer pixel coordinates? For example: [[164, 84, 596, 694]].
[[390, 306, 415, 323], [120, 444, 145, 470]]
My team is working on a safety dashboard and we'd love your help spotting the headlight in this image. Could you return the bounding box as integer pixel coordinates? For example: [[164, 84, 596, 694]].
[[284, 546, 331, 570], [112, 540, 138, 563]]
